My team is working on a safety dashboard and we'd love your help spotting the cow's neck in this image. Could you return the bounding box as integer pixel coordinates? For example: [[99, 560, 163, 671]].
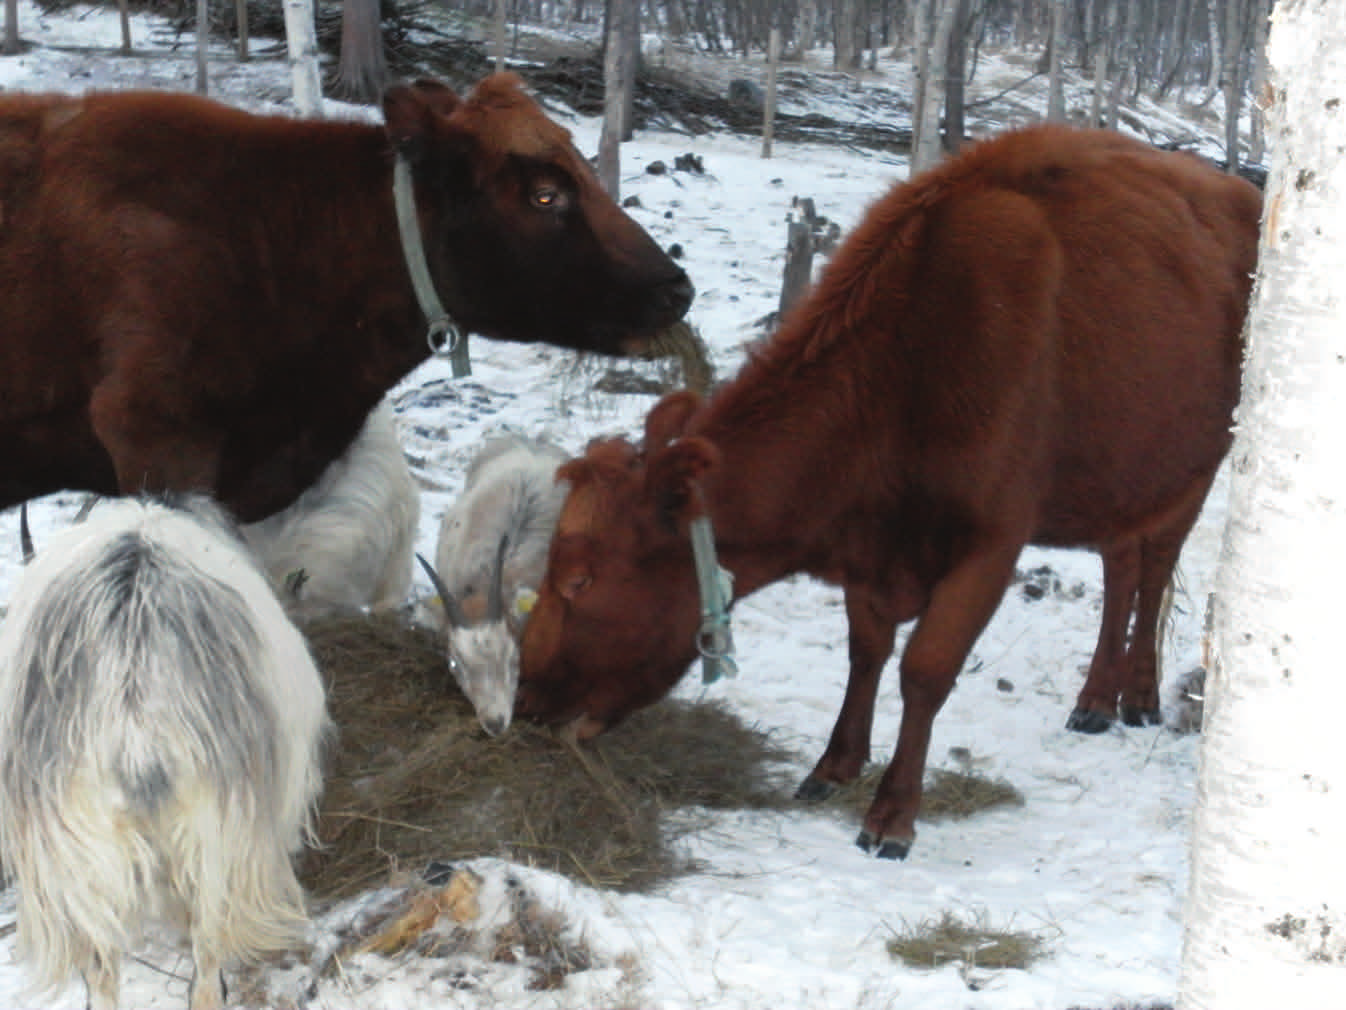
[[692, 371, 859, 601]]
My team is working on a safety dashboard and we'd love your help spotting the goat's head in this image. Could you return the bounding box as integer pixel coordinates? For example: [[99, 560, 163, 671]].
[[418, 537, 518, 737]]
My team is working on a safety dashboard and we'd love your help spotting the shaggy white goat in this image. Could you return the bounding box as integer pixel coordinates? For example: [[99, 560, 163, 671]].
[[242, 399, 419, 619], [0, 494, 332, 1010], [421, 434, 569, 735]]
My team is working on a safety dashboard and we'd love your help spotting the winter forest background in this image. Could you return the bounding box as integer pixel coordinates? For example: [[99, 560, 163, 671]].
[[0, 0, 1340, 1008]]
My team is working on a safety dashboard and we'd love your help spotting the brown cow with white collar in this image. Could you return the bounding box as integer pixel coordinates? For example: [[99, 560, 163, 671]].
[[517, 124, 1260, 861]]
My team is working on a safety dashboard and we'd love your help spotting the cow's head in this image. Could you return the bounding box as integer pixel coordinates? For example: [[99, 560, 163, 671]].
[[382, 74, 693, 357], [516, 393, 719, 738]]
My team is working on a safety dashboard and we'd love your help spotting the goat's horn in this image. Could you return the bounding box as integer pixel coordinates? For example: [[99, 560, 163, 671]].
[[487, 535, 509, 623], [416, 552, 466, 627], [19, 502, 33, 564], [73, 494, 100, 523]]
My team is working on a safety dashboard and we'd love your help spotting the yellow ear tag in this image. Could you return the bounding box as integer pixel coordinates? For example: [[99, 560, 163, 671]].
[[514, 589, 538, 616]]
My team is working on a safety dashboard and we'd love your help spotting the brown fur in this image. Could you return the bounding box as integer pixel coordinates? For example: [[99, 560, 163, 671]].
[[517, 125, 1261, 858], [0, 75, 691, 520]]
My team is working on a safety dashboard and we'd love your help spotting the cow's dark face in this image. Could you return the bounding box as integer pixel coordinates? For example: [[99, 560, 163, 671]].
[[383, 75, 693, 357], [516, 425, 717, 738]]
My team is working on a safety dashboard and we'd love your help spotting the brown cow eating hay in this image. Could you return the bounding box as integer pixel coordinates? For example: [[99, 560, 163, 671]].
[[0, 74, 691, 521], [516, 124, 1261, 860]]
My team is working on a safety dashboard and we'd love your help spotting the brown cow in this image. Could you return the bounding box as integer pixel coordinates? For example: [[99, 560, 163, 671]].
[[516, 125, 1262, 860], [0, 74, 691, 521]]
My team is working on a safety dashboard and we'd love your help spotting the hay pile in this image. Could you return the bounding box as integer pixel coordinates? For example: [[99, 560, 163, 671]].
[[886, 911, 1046, 970], [299, 614, 797, 901]]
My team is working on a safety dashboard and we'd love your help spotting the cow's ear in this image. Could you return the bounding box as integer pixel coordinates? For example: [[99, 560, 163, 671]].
[[549, 533, 595, 601], [644, 391, 703, 454], [383, 79, 462, 159], [646, 436, 720, 529]]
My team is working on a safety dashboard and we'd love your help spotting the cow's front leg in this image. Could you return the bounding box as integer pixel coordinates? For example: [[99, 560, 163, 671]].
[[796, 582, 904, 802], [859, 540, 1021, 859]]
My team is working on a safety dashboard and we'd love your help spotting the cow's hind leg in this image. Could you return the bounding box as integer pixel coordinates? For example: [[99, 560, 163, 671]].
[[89, 376, 222, 499], [796, 583, 904, 802], [859, 540, 1021, 859], [1067, 543, 1139, 733], [1120, 481, 1214, 726]]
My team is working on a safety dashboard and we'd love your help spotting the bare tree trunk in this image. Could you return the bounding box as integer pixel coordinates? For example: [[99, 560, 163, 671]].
[[835, 0, 860, 68], [943, 0, 971, 154], [618, 0, 639, 140], [2, 0, 20, 54], [332, 0, 388, 103], [1247, 0, 1270, 163], [118, 0, 133, 52], [1106, 0, 1137, 128], [196, 0, 209, 93], [597, 0, 630, 197], [910, 0, 932, 157], [1046, 0, 1067, 120], [800, 0, 818, 50], [910, 0, 930, 69], [284, 0, 324, 115], [763, 27, 780, 158], [1221, 0, 1246, 174], [494, 0, 507, 70], [1090, 0, 1114, 126], [912, 0, 956, 174], [1179, 2, 1346, 1006], [1155, 0, 1194, 98], [1199, 0, 1223, 106]]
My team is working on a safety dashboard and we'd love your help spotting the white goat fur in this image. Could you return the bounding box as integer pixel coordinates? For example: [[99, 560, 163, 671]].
[[0, 495, 332, 1010], [243, 400, 419, 619], [432, 434, 569, 734]]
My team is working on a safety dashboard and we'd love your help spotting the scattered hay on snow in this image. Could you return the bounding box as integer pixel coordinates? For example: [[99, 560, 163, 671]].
[[824, 764, 1026, 825], [886, 910, 1047, 971], [298, 613, 798, 901]]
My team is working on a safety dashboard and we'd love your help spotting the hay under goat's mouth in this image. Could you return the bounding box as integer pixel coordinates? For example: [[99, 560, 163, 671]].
[[299, 614, 797, 901]]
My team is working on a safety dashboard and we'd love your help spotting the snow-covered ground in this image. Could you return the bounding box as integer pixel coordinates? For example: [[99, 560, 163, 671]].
[[0, 5, 1240, 1007]]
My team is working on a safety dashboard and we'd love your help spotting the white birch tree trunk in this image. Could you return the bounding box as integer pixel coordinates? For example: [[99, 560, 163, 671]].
[[1248, 0, 1271, 163], [762, 27, 780, 158], [911, 0, 956, 174], [1046, 0, 1067, 120], [1178, 2, 1346, 1006], [283, 0, 324, 117], [1222, 0, 1247, 173]]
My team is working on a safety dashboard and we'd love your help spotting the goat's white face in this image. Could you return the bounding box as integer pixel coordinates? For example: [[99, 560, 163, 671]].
[[446, 621, 519, 737]]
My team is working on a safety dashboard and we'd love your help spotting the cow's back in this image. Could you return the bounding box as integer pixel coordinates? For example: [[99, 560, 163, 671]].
[[977, 127, 1261, 543], [0, 89, 392, 508]]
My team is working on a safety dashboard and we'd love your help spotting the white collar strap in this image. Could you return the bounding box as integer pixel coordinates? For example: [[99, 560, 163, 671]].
[[393, 154, 471, 377]]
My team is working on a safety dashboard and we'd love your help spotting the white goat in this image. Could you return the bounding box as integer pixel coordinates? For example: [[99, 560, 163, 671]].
[[420, 434, 569, 736], [0, 494, 332, 1010], [242, 399, 419, 620]]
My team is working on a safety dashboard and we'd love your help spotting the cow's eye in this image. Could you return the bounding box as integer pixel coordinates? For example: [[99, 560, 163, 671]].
[[532, 186, 567, 211]]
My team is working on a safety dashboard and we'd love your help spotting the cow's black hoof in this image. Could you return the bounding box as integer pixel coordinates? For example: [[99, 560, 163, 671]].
[[855, 829, 910, 860], [1120, 704, 1162, 727], [795, 775, 838, 802], [1066, 708, 1114, 734]]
